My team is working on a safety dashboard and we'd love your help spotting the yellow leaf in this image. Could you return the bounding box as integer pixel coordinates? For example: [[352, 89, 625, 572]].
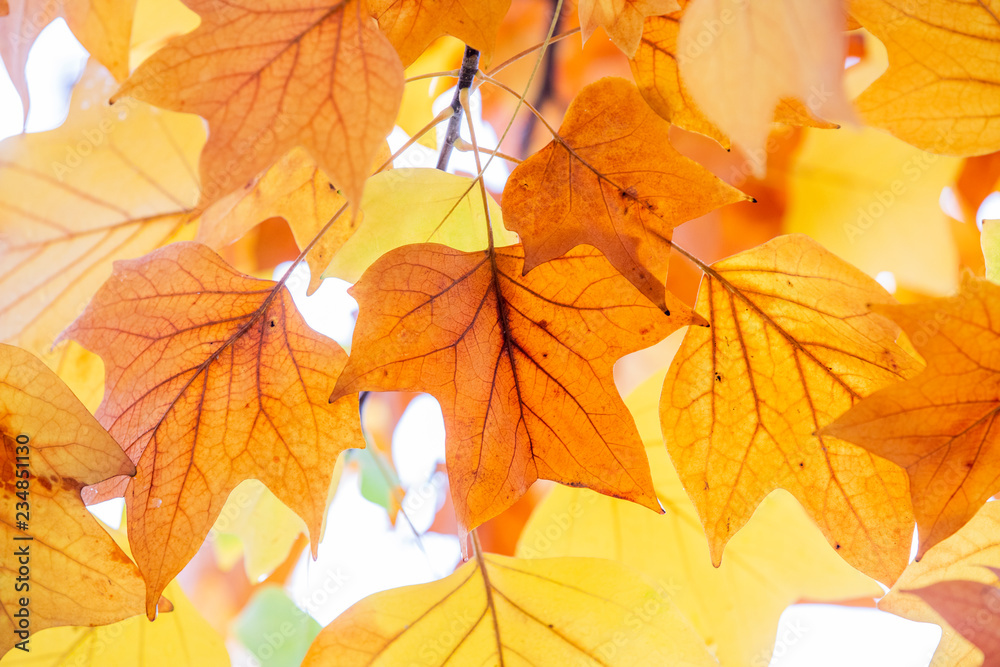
[[303, 553, 717, 666], [983, 220, 1000, 283], [676, 0, 854, 168], [853, 0, 1000, 156], [322, 168, 515, 283], [517, 443, 881, 667], [0, 64, 203, 357], [211, 479, 307, 583], [783, 126, 961, 296], [660, 234, 920, 585], [0, 581, 228, 667], [0, 344, 146, 656]]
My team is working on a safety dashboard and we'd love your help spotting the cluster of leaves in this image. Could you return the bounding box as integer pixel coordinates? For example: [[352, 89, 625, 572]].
[[4, 0, 1000, 664]]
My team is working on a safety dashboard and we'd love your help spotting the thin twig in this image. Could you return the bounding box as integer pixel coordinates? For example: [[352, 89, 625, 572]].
[[436, 46, 481, 171]]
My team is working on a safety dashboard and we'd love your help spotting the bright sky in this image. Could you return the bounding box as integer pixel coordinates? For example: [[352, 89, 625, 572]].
[[2, 19, 949, 667]]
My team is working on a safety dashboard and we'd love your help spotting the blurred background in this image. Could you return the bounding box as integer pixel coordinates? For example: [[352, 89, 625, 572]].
[[8, 0, 993, 663]]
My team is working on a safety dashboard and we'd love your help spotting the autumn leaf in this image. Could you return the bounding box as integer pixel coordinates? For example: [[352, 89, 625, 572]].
[[822, 275, 1000, 559], [517, 373, 882, 666], [629, 11, 728, 145], [675, 0, 854, 166], [660, 234, 920, 584], [324, 168, 516, 283], [879, 501, 1000, 667], [629, 9, 838, 148], [0, 0, 135, 119], [0, 64, 203, 357], [366, 0, 510, 66], [578, 0, 679, 57], [115, 0, 404, 207], [65, 242, 365, 618], [0, 344, 148, 656], [302, 553, 717, 666], [502, 77, 748, 309], [853, 0, 1000, 156], [331, 242, 701, 535]]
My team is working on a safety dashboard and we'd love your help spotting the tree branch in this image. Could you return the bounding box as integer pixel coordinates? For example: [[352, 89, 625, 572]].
[[436, 46, 481, 171]]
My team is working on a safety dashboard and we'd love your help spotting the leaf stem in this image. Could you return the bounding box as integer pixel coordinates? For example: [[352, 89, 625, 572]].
[[460, 90, 496, 249], [436, 46, 482, 171]]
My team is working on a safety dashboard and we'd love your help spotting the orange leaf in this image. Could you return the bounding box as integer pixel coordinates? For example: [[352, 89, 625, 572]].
[[906, 573, 1000, 667], [578, 0, 679, 57], [366, 0, 511, 66], [0, 0, 135, 118], [502, 77, 748, 309], [114, 0, 404, 207], [0, 344, 147, 654], [331, 243, 701, 535], [65, 242, 364, 618], [853, 0, 1000, 156], [675, 0, 854, 167], [660, 234, 920, 584], [823, 275, 1000, 559], [630, 11, 728, 146], [0, 64, 203, 358]]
